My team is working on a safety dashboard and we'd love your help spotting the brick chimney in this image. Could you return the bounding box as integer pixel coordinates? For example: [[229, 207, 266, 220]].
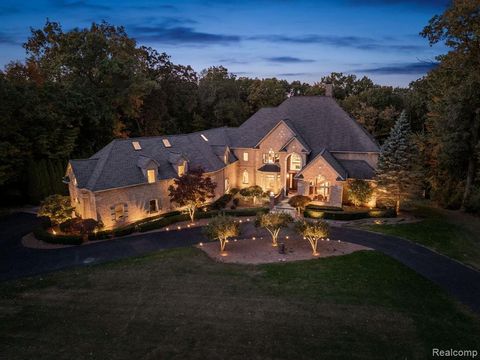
[[325, 83, 333, 97]]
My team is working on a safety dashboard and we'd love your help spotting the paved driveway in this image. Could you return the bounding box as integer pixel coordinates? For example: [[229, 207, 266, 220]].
[[1, 212, 480, 314]]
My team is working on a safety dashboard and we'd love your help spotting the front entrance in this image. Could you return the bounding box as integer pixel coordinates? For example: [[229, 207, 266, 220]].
[[286, 173, 297, 193]]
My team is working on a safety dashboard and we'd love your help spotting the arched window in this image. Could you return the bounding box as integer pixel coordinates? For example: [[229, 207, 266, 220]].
[[242, 170, 249, 184], [289, 153, 302, 171]]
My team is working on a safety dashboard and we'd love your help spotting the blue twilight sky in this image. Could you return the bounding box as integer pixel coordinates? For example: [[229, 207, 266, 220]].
[[0, 0, 449, 87]]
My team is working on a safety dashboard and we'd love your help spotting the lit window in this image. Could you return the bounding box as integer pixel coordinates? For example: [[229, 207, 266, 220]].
[[132, 141, 141, 150], [290, 153, 302, 171], [200, 134, 208, 142], [149, 199, 158, 213], [147, 169, 156, 183], [162, 139, 171, 148], [178, 162, 186, 177], [73, 177, 78, 186], [266, 175, 275, 189], [242, 170, 249, 184], [115, 204, 125, 220], [243, 152, 249, 161], [224, 154, 228, 164], [309, 177, 330, 202], [263, 149, 278, 164]]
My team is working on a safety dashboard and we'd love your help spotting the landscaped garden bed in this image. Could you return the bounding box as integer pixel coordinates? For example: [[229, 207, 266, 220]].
[[34, 207, 270, 245], [304, 205, 396, 221]]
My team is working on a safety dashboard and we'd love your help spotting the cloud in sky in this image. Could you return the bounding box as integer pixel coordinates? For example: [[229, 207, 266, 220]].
[[265, 56, 315, 63], [277, 72, 310, 77], [354, 62, 439, 74], [130, 24, 241, 45], [51, 0, 111, 11], [249, 34, 424, 52]]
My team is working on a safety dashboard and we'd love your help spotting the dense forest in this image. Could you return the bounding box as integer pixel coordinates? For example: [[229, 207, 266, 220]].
[[0, 1, 478, 212]]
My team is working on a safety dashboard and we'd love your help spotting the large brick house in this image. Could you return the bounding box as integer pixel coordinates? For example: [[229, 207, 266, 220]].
[[66, 95, 380, 228]]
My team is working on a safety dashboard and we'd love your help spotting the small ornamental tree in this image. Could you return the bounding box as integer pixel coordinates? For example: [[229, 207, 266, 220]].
[[348, 179, 373, 207], [38, 194, 75, 226], [288, 195, 311, 216], [255, 211, 293, 246], [239, 185, 264, 205], [169, 167, 216, 222], [375, 111, 422, 213], [295, 219, 330, 255], [203, 214, 240, 252]]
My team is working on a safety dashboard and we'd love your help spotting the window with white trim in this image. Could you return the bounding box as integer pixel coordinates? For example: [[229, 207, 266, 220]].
[[263, 148, 279, 164], [147, 169, 156, 183], [290, 153, 302, 171], [242, 170, 249, 184], [243, 152, 249, 161]]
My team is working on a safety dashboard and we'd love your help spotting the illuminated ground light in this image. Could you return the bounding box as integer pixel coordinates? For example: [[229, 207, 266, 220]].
[[338, 240, 341, 243], [285, 236, 289, 240], [199, 242, 203, 246], [220, 252, 228, 257], [52, 229, 57, 235], [326, 238, 330, 242], [166, 227, 169, 231], [234, 239, 237, 242], [374, 220, 383, 225], [313, 252, 320, 256], [187, 224, 190, 228], [177, 226, 181, 230], [246, 218, 250, 222], [239, 220, 242, 223], [252, 237, 256, 240]]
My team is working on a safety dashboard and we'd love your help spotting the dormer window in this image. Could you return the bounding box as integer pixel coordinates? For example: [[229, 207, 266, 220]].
[[147, 169, 156, 183], [178, 162, 186, 177], [132, 141, 141, 150], [162, 139, 171, 148]]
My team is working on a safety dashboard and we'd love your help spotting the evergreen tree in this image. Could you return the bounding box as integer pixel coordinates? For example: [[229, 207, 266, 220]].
[[375, 111, 422, 212]]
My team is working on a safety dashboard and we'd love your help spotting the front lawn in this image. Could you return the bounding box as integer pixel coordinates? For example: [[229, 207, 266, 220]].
[[364, 206, 480, 270], [0, 248, 479, 359]]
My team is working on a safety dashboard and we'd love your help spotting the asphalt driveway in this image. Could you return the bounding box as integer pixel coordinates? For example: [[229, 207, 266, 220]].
[[1, 212, 480, 314]]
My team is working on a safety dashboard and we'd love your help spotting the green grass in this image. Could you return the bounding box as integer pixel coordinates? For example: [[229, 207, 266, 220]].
[[1, 248, 479, 359], [364, 206, 480, 270]]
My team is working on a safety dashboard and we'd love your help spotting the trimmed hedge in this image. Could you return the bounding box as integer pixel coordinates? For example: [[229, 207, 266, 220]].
[[33, 227, 83, 245], [210, 193, 233, 210], [138, 207, 269, 232], [305, 204, 344, 212], [304, 208, 396, 220]]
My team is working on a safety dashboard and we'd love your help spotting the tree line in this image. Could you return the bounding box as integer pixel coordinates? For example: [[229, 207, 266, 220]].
[[0, 0, 478, 212]]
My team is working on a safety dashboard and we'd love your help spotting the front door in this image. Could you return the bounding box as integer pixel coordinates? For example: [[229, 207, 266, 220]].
[[287, 173, 297, 192]]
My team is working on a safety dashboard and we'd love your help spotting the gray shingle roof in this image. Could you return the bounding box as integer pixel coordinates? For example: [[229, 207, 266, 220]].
[[69, 159, 98, 188], [338, 159, 376, 180], [70, 96, 379, 191], [233, 96, 380, 155], [258, 164, 281, 173]]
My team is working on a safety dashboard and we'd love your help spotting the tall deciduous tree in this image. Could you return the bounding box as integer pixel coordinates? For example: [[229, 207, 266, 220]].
[[168, 167, 217, 222], [421, 0, 480, 210], [375, 111, 422, 212]]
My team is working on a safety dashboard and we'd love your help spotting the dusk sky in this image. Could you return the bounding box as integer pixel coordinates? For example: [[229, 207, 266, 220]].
[[0, 0, 449, 87]]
